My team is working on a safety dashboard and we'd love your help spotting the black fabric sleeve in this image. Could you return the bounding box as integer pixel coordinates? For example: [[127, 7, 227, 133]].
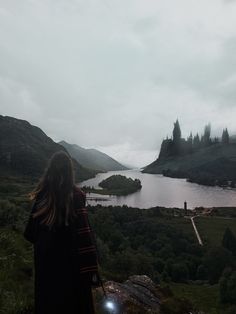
[[23, 201, 39, 244]]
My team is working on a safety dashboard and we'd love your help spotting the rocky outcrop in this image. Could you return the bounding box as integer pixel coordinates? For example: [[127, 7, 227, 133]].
[[95, 275, 205, 314], [97, 275, 163, 313]]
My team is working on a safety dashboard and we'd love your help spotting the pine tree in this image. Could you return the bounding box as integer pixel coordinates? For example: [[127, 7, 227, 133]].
[[193, 133, 200, 150], [203, 123, 211, 146], [225, 128, 229, 143], [222, 129, 225, 143], [173, 119, 181, 143], [172, 119, 182, 155], [213, 137, 219, 144], [222, 128, 229, 144], [187, 132, 193, 144], [187, 132, 193, 153]]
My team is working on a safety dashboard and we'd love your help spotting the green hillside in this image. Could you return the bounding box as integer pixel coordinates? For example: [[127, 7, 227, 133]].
[[195, 216, 236, 247], [0, 115, 97, 182], [60, 140, 127, 172]]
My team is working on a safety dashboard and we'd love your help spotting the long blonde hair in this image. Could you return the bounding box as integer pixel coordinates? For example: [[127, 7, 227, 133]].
[[30, 151, 76, 227]]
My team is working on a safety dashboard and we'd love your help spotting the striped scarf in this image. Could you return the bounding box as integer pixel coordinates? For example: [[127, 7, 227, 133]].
[[72, 207, 99, 278]]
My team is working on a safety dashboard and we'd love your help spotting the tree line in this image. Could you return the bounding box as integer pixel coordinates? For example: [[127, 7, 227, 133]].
[[159, 120, 230, 158]]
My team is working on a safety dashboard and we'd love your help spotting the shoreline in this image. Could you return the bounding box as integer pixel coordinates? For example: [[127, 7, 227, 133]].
[[87, 203, 236, 218]]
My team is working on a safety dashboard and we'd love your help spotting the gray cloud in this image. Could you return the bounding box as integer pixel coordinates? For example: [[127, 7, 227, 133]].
[[1, 0, 236, 167]]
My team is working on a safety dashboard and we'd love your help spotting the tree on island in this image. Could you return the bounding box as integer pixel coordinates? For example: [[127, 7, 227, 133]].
[[98, 175, 142, 195], [222, 128, 230, 144]]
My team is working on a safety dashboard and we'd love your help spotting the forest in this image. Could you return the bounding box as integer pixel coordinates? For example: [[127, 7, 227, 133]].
[[1, 176, 236, 313]]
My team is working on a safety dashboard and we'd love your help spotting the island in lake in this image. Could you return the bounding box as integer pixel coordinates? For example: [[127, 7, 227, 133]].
[[83, 174, 142, 196]]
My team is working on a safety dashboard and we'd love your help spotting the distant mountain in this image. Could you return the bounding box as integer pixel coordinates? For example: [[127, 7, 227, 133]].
[[0, 115, 97, 181], [143, 142, 236, 185], [59, 141, 128, 172]]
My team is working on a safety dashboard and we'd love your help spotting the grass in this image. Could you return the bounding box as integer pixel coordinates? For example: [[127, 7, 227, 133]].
[[0, 176, 35, 313], [194, 216, 236, 246], [213, 207, 236, 218], [169, 282, 221, 314], [169, 282, 236, 314], [0, 228, 34, 314]]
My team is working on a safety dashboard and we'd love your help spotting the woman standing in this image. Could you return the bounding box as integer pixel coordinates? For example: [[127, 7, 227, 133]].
[[24, 151, 99, 314]]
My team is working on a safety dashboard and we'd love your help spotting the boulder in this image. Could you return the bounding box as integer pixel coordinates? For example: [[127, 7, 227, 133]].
[[97, 275, 162, 313]]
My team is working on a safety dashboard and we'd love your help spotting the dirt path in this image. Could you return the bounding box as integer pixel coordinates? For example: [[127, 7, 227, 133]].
[[190, 216, 203, 246]]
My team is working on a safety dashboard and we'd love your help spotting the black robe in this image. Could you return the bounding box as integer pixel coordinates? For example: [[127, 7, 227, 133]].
[[24, 188, 96, 314]]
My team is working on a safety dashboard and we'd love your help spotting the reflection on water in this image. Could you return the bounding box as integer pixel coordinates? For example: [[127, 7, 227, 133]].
[[80, 170, 236, 209]]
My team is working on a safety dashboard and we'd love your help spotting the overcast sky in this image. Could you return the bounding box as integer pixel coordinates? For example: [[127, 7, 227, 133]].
[[1, 0, 236, 167]]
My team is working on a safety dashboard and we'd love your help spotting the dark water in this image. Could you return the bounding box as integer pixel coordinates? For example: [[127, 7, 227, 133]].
[[80, 170, 236, 209]]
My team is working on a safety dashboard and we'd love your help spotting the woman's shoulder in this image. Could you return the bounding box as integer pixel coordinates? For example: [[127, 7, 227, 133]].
[[73, 186, 86, 208]]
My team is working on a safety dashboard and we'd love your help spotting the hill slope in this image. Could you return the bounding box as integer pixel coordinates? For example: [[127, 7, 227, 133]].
[[59, 140, 128, 171], [143, 143, 236, 184], [0, 115, 97, 181]]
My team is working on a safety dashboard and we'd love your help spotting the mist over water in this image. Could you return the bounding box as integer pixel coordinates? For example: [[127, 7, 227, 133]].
[[80, 170, 236, 209]]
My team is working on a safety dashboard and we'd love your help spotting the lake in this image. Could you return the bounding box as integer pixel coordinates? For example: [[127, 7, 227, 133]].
[[80, 170, 236, 209]]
